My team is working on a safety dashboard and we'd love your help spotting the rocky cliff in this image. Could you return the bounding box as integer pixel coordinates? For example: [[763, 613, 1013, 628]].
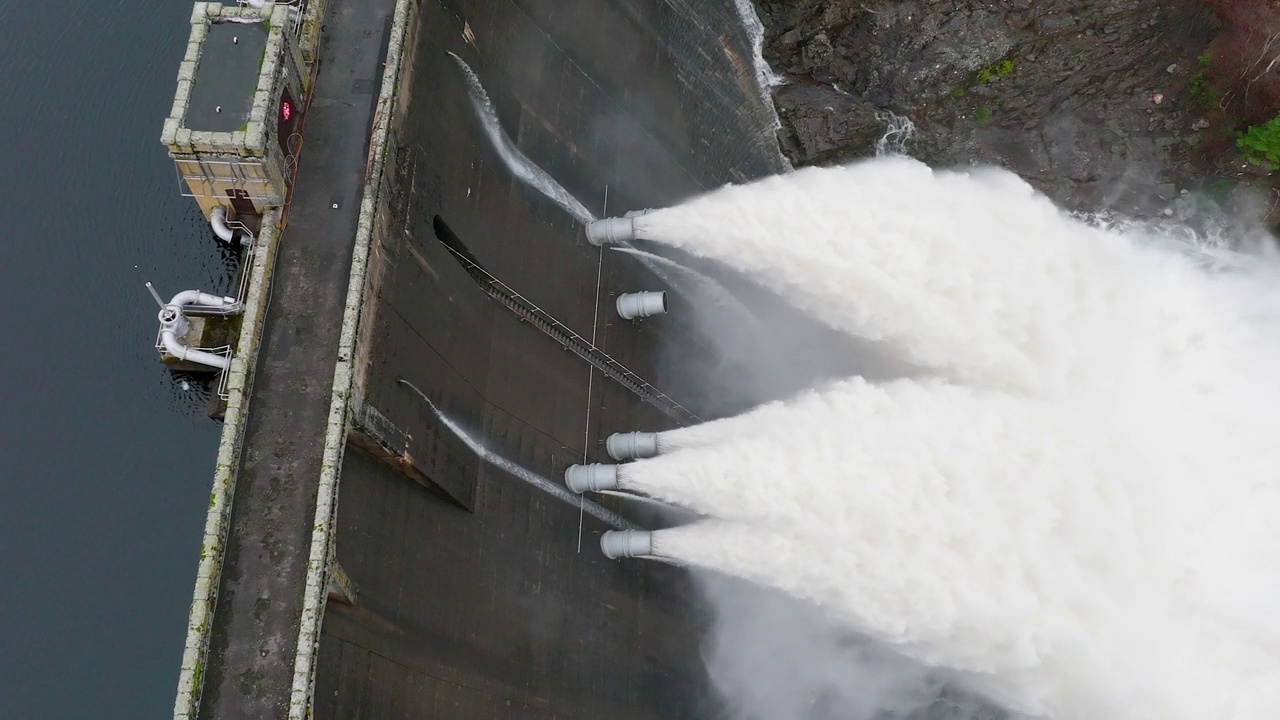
[[752, 0, 1279, 218]]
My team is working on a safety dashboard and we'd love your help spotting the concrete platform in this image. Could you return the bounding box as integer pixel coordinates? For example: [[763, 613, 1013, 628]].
[[195, 0, 397, 717]]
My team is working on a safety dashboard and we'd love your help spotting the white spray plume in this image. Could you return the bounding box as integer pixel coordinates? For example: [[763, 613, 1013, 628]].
[[605, 157, 1280, 720], [449, 53, 597, 225]]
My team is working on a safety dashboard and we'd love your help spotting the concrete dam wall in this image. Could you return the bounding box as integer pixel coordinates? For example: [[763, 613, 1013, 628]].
[[310, 1, 789, 718]]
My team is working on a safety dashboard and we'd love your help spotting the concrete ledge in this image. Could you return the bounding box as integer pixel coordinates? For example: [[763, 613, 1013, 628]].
[[172, 211, 283, 720], [286, 0, 416, 717]]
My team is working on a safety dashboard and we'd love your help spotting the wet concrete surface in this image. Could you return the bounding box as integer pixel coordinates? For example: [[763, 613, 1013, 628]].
[[309, 0, 791, 717], [196, 0, 396, 716]]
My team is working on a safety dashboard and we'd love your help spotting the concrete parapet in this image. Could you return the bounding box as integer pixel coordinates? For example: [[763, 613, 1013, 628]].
[[171, 210, 283, 720], [285, 0, 416, 716]]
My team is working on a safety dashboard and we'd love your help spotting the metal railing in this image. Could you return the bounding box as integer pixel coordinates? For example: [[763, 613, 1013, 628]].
[[174, 158, 278, 203], [440, 244, 701, 426], [234, 0, 307, 39]]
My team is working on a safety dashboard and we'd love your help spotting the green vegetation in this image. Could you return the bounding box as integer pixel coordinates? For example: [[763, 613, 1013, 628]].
[[975, 105, 992, 124], [950, 86, 965, 99], [1188, 55, 1215, 108], [1188, 71, 1211, 106], [977, 59, 1015, 84], [1237, 116, 1280, 169]]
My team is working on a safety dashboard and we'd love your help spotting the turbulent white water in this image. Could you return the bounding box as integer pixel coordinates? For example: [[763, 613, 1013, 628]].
[[396, 379, 635, 530], [875, 111, 916, 157], [727, 0, 793, 173], [449, 53, 597, 225], [614, 158, 1280, 719]]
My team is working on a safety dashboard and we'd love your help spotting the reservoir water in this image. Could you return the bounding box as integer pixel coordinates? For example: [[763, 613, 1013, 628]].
[[0, 2, 228, 716]]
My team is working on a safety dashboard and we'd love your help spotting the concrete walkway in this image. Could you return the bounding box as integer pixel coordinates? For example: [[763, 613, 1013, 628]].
[[196, 0, 396, 716]]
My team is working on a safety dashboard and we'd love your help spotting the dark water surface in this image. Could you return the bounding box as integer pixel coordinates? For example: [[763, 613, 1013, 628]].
[[0, 1, 230, 717]]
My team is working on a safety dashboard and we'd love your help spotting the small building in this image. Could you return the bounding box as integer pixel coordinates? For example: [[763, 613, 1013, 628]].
[[160, 2, 324, 227]]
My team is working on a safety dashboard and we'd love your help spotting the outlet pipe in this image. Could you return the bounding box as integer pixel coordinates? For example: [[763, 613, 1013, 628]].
[[606, 432, 660, 462], [210, 206, 248, 244], [601, 530, 653, 559], [159, 305, 230, 371], [586, 216, 637, 246], [565, 463, 619, 493], [170, 290, 241, 315], [616, 291, 667, 320]]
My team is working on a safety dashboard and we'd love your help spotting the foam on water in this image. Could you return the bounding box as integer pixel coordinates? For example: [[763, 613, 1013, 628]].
[[615, 158, 1280, 719], [449, 53, 597, 225]]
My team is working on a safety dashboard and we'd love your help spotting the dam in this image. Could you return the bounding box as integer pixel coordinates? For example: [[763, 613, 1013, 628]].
[[161, 0, 789, 717]]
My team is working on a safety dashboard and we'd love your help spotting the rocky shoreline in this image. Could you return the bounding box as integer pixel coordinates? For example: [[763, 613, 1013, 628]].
[[752, 0, 1280, 222]]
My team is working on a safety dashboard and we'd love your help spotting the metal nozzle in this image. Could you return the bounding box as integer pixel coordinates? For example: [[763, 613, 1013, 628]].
[[605, 432, 660, 462], [585, 217, 636, 246], [564, 463, 620, 493], [616, 291, 668, 320], [600, 530, 653, 559]]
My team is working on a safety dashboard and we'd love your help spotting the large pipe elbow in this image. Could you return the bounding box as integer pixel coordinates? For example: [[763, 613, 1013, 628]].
[[210, 207, 242, 244], [565, 463, 619, 493], [169, 290, 240, 313], [601, 530, 653, 559], [160, 329, 231, 371], [585, 217, 636, 246], [606, 432, 660, 462], [616, 291, 667, 320]]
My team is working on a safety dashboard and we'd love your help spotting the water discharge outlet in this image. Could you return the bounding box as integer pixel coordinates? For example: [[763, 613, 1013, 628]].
[[585, 217, 637, 246], [616, 291, 667, 320], [600, 530, 653, 559], [564, 463, 620, 493], [606, 432, 660, 462]]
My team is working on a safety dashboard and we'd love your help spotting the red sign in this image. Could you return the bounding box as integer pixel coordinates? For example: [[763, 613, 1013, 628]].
[[280, 100, 293, 121]]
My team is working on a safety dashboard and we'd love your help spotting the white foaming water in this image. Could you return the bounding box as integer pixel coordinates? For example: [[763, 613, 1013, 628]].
[[614, 158, 1280, 719], [449, 53, 597, 225], [875, 110, 916, 157], [634, 158, 1259, 396], [728, 0, 793, 173], [396, 379, 635, 530]]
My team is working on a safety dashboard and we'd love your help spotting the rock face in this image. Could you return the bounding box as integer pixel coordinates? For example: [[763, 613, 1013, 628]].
[[754, 0, 1220, 214]]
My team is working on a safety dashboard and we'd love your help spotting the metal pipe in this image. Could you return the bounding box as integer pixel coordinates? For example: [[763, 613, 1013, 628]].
[[601, 530, 653, 559], [564, 463, 619, 493], [606, 432, 660, 462], [616, 291, 667, 320], [585, 216, 636, 246], [210, 206, 243, 244], [169, 290, 240, 314], [158, 305, 230, 371]]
